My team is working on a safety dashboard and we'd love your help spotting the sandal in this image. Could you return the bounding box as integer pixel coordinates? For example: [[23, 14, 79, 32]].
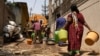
[[68, 51, 75, 56], [75, 50, 80, 56]]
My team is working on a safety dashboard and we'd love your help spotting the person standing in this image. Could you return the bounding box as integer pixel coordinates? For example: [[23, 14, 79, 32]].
[[56, 14, 67, 46], [65, 4, 92, 56], [45, 26, 51, 44], [33, 20, 42, 43]]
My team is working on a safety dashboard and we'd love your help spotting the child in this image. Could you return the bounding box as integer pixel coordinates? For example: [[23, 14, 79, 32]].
[[45, 26, 51, 44]]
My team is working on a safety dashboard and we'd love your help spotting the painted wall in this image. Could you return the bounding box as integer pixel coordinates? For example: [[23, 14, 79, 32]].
[[63, 0, 100, 52], [50, 0, 100, 51], [78, 0, 100, 52]]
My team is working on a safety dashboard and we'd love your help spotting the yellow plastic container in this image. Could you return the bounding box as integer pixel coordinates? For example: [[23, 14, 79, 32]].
[[85, 31, 99, 46], [58, 29, 68, 42]]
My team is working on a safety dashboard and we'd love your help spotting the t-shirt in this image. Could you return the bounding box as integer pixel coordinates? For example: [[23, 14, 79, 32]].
[[33, 22, 41, 30], [56, 17, 66, 29]]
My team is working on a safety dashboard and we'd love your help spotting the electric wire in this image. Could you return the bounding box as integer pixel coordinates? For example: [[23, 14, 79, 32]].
[[32, 0, 37, 12]]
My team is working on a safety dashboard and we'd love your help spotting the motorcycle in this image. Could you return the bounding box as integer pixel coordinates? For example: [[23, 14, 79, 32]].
[[3, 21, 24, 43]]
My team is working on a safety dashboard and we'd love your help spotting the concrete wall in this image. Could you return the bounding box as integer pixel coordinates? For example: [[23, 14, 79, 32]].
[[78, 0, 100, 52], [0, 0, 5, 35], [50, 0, 100, 52], [63, 0, 100, 52], [13, 2, 29, 32], [20, 3, 29, 32], [13, 7, 21, 25], [0, 1, 11, 35]]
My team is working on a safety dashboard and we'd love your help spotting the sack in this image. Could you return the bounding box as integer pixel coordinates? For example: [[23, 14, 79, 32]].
[[58, 29, 68, 42]]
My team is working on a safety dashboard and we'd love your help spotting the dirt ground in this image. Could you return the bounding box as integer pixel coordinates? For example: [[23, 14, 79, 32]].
[[0, 38, 100, 56], [0, 39, 67, 56]]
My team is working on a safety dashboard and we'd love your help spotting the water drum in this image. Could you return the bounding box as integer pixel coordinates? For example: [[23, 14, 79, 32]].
[[85, 31, 99, 46], [58, 29, 68, 42]]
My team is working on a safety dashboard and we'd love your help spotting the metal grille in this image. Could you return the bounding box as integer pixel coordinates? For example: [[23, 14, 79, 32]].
[[71, 0, 88, 6], [61, 0, 88, 14]]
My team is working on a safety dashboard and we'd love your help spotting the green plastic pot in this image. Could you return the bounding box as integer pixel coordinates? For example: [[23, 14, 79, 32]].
[[41, 32, 45, 38], [31, 32, 35, 38], [54, 31, 59, 43]]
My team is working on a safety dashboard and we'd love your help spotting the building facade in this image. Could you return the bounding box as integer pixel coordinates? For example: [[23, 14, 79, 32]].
[[48, 0, 88, 33], [49, 0, 100, 52], [13, 2, 29, 32], [78, 0, 100, 52], [0, 0, 5, 35], [0, 1, 15, 35], [0, 2, 29, 35], [51, 0, 88, 19]]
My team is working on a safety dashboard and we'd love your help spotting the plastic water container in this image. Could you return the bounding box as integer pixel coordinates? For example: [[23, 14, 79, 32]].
[[26, 39, 32, 45], [85, 31, 99, 46], [31, 33, 35, 39], [54, 31, 59, 43], [58, 29, 68, 42]]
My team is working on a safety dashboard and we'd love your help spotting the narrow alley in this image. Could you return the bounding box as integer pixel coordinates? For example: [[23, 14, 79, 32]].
[[0, 0, 100, 56]]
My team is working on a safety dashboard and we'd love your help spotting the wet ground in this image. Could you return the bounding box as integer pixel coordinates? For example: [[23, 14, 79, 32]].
[[0, 38, 64, 56], [0, 38, 100, 56]]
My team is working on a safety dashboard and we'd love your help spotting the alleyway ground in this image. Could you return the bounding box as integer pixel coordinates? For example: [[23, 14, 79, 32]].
[[0, 37, 100, 56]]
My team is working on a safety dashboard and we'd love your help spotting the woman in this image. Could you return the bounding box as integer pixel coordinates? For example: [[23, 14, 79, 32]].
[[65, 4, 92, 56]]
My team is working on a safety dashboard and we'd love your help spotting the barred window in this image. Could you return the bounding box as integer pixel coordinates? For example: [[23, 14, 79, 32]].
[[52, 0, 55, 4], [71, 0, 88, 6], [60, 0, 63, 4], [54, 4, 56, 10], [50, 0, 88, 16], [57, 0, 60, 6]]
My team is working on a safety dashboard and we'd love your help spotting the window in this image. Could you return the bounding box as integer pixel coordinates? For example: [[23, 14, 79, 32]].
[[60, 0, 63, 4], [57, 1, 60, 6], [52, 0, 55, 4], [71, 0, 88, 6], [77, 0, 88, 6], [54, 3, 56, 9], [51, 5, 54, 13]]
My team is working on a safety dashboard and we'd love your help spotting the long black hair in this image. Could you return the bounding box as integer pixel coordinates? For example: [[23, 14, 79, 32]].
[[56, 14, 61, 18], [70, 4, 79, 13]]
